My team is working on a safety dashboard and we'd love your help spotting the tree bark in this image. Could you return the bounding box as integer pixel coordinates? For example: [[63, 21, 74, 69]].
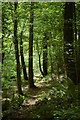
[[20, 31, 28, 81], [2, 10, 5, 64], [36, 37, 44, 76], [14, 2, 23, 95], [76, 3, 80, 103], [43, 33, 48, 76], [29, 2, 35, 88], [64, 2, 77, 84], [77, 5, 80, 84], [73, 3, 78, 83], [39, 54, 44, 76], [78, 26, 80, 83]]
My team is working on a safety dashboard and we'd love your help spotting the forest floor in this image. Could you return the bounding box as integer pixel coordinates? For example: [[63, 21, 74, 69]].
[[2, 75, 80, 120]]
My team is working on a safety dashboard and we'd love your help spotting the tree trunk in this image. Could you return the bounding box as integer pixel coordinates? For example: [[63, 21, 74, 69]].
[[14, 2, 23, 95], [64, 2, 77, 84], [73, 3, 78, 83], [29, 2, 35, 88], [2, 10, 5, 64], [49, 44, 54, 80], [43, 33, 48, 76], [36, 37, 44, 76], [77, 5, 80, 84], [20, 31, 28, 81], [39, 54, 44, 76], [78, 25, 80, 83], [76, 3, 80, 103]]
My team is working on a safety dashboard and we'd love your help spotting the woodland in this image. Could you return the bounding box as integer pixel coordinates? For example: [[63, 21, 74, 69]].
[[1, 2, 80, 120]]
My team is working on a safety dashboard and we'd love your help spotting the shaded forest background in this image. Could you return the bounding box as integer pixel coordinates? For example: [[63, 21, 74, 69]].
[[2, 2, 80, 120]]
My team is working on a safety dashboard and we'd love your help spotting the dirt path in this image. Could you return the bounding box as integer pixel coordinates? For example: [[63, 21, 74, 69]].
[[2, 78, 54, 120]]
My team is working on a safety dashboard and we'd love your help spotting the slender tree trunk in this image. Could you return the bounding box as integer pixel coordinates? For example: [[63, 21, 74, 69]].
[[50, 51, 54, 80], [74, 3, 77, 50], [77, 5, 80, 84], [49, 43, 54, 80], [36, 38, 44, 76], [73, 3, 78, 83], [14, 2, 23, 95], [20, 31, 28, 81], [78, 6, 80, 104], [43, 33, 48, 76], [39, 54, 44, 76], [29, 2, 35, 88], [78, 26, 80, 83], [2, 10, 5, 64], [64, 2, 77, 84]]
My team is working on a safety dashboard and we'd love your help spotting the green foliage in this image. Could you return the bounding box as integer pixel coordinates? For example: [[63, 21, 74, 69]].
[[2, 99, 11, 111], [28, 77, 80, 120], [2, 2, 80, 120], [11, 94, 25, 109]]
